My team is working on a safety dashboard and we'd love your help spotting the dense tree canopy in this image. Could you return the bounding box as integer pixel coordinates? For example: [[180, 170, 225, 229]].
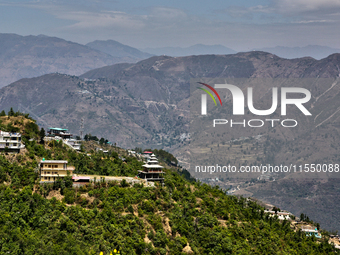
[[0, 113, 338, 254]]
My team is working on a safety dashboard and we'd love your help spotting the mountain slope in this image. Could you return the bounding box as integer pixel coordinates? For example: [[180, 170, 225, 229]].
[[0, 34, 135, 88], [0, 52, 338, 165], [0, 52, 339, 150]]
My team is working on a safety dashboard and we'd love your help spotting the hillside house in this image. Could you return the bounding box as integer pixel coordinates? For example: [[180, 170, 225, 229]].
[[40, 160, 74, 182], [65, 139, 81, 151], [0, 131, 25, 152], [138, 154, 164, 182], [47, 127, 72, 139], [47, 127, 82, 151], [301, 226, 322, 238], [264, 210, 292, 220]]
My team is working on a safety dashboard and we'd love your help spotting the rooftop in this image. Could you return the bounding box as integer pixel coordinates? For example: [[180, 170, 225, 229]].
[[138, 170, 164, 174], [142, 164, 164, 169], [0, 131, 21, 136], [301, 227, 318, 233], [48, 127, 68, 131], [72, 176, 90, 180], [148, 160, 159, 163], [40, 160, 68, 163]]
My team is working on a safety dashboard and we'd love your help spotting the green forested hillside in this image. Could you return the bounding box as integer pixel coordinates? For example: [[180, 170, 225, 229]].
[[0, 113, 338, 254]]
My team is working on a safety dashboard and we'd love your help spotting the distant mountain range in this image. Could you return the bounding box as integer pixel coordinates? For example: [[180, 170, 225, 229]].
[[86, 40, 153, 60], [2, 32, 340, 89], [254, 45, 340, 60], [0, 34, 152, 88], [143, 44, 340, 60], [142, 44, 236, 56], [0, 34, 121, 88]]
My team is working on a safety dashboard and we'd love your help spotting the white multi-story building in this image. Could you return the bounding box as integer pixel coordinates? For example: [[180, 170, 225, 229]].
[[138, 154, 164, 182], [0, 131, 25, 152]]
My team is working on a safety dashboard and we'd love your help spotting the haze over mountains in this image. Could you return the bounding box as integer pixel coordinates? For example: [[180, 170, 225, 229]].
[[0, 34, 155, 88], [86, 40, 153, 61], [255, 45, 340, 60], [0, 34, 121, 88], [141, 44, 340, 60], [1, 33, 340, 89], [141, 44, 236, 57]]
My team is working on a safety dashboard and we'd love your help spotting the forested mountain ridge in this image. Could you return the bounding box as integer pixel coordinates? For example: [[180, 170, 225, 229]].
[[0, 113, 338, 254]]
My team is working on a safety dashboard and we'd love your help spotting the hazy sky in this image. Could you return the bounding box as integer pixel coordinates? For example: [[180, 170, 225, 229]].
[[1, 0, 340, 51]]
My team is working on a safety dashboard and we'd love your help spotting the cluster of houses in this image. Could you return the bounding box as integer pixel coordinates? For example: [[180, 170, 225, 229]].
[[0, 127, 330, 241], [264, 209, 322, 239], [0, 126, 82, 153], [0, 124, 164, 184], [264, 210, 292, 221], [39, 150, 164, 184]]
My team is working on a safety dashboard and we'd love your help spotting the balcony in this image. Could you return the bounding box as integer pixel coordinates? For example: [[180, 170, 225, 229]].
[[41, 173, 69, 177], [41, 166, 75, 171], [0, 143, 25, 149]]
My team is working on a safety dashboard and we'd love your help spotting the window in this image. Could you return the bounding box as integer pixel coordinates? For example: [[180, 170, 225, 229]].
[[47, 172, 50, 174], [48, 165, 51, 168], [55, 165, 58, 168]]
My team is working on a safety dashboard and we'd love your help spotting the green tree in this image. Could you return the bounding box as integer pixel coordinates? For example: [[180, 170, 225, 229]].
[[8, 107, 14, 116], [40, 128, 46, 144], [300, 213, 305, 221], [99, 137, 105, 145], [64, 172, 74, 188]]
